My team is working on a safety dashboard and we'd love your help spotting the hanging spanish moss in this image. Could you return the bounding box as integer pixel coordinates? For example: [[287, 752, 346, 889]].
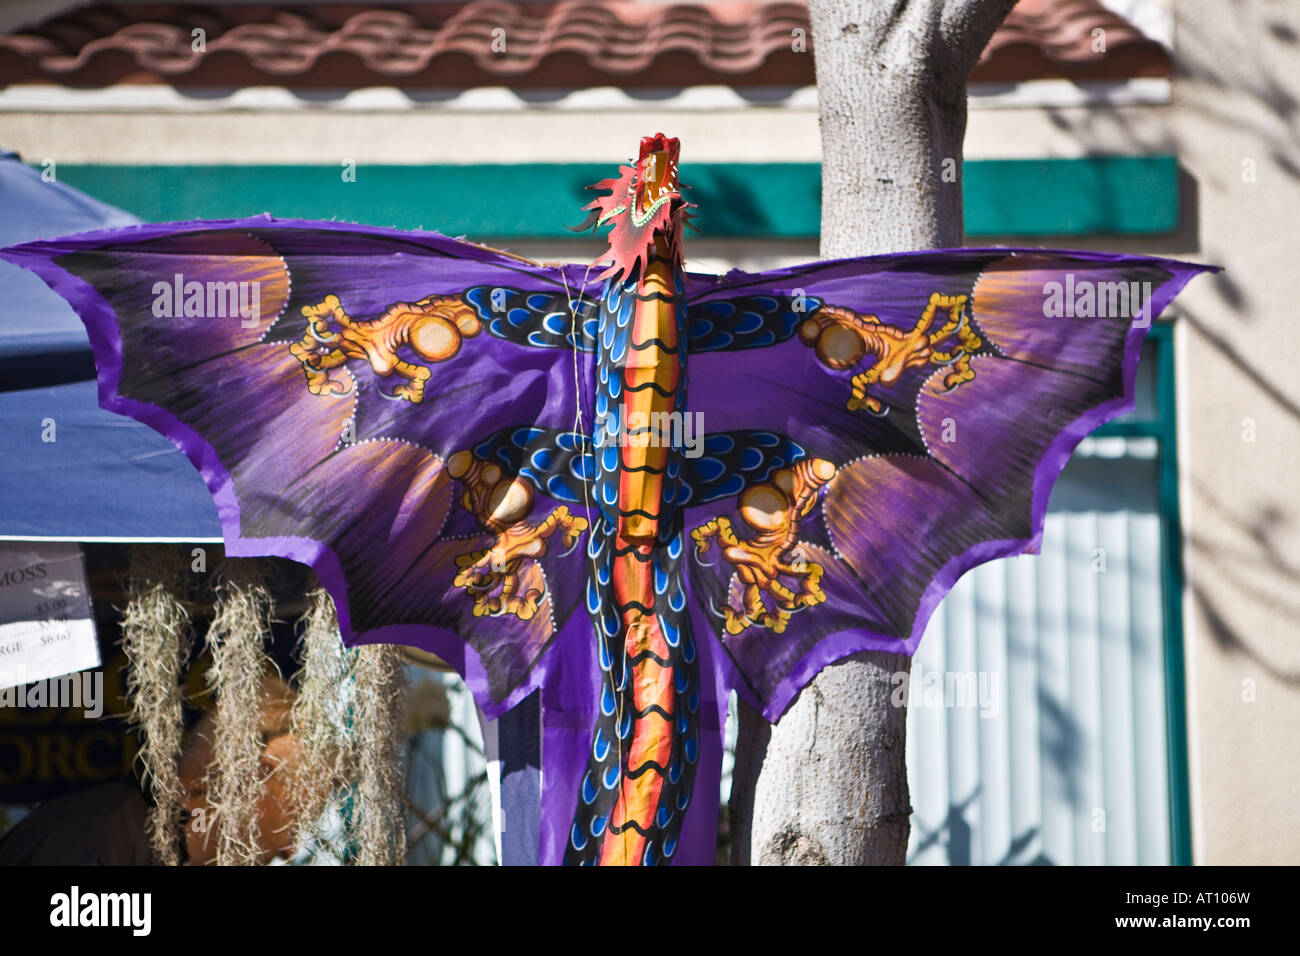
[[350, 642, 409, 866], [121, 544, 192, 866], [205, 559, 274, 866], [289, 586, 353, 852]]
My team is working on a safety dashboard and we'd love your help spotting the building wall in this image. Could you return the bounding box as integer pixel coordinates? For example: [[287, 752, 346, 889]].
[[0, 90, 1171, 165], [1, 6, 1295, 862], [1170, 0, 1300, 865]]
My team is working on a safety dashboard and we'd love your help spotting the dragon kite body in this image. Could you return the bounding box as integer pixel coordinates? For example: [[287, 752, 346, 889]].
[[1, 134, 1215, 865]]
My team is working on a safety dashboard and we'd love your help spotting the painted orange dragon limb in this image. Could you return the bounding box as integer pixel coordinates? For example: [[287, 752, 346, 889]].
[[289, 293, 482, 403], [692, 457, 837, 635], [798, 292, 984, 413], [446, 449, 587, 620]]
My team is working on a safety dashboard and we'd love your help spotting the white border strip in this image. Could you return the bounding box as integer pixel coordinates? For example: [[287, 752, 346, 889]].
[[970, 77, 1170, 108], [0, 78, 1170, 113]]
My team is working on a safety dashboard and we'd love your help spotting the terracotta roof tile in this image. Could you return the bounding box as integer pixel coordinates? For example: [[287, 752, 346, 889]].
[[0, 1, 1171, 89]]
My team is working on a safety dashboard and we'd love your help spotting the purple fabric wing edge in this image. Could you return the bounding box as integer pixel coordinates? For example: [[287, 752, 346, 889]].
[[0, 216, 593, 720], [747, 256, 1217, 723]]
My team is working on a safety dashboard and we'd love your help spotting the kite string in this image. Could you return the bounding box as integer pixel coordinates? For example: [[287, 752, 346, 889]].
[[563, 263, 607, 612], [561, 263, 596, 542]]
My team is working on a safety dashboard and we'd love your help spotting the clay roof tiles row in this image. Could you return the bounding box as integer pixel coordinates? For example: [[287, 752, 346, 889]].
[[0, 0, 1170, 89]]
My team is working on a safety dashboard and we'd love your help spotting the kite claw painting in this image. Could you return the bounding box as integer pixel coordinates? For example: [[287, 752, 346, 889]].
[[0, 132, 1217, 866]]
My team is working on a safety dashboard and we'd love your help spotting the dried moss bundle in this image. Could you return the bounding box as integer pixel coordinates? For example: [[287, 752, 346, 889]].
[[289, 587, 353, 851], [350, 642, 409, 866], [121, 545, 192, 866], [204, 559, 274, 866]]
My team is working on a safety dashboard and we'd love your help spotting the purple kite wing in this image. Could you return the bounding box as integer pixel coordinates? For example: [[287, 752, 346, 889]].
[[1, 217, 602, 717], [680, 248, 1216, 720]]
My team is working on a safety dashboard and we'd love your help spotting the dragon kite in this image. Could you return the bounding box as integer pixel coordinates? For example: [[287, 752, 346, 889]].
[[1, 134, 1214, 865]]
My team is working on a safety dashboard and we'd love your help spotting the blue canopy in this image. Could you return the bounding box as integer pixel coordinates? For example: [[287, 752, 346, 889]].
[[0, 150, 220, 539]]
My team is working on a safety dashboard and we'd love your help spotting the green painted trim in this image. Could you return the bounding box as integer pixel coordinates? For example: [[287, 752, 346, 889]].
[[1150, 322, 1195, 865], [1092, 420, 1161, 438], [49, 156, 1178, 239], [964, 156, 1179, 237], [1079, 325, 1193, 864]]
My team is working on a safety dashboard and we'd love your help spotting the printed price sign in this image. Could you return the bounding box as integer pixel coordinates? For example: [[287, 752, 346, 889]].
[[0, 542, 98, 691]]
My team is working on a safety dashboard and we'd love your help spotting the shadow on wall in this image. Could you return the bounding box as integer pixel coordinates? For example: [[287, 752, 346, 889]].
[[908, 788, 1051, 865], [1044, 14, 1300, 688], [1172, 14, 1300, 688], [1187, 479, 1300, 685]]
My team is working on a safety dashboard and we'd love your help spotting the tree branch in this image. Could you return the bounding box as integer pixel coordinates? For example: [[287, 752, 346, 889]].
[[940, 0, 1020, 72]]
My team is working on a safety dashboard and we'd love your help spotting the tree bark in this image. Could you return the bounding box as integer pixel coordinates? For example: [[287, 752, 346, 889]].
[[730, 0, 1017, 866]]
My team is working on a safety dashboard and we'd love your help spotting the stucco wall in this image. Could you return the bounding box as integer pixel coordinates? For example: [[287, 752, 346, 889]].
[[0, 95, 1173, 165], [1169, 0, 1300, 865], [0, 3, 1295, 863]]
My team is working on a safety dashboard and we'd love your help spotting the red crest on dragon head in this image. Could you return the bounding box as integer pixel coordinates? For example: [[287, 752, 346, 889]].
[[578, 133, 692, 280]]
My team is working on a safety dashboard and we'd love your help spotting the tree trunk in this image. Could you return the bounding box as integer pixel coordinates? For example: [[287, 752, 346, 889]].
[[730, 0, 1017, 866]]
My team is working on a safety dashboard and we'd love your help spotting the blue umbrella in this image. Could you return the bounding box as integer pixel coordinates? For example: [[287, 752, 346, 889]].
[[0, 150, 219, 540]]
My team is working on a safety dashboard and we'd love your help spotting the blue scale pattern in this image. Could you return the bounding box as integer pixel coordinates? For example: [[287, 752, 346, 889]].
[[470, 425, 594, 505], [465, 285, 598, 351], [686, 293, 822, 353]]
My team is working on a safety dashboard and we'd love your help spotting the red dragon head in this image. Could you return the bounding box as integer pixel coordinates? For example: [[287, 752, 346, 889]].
[[578, 133, 692, 280]]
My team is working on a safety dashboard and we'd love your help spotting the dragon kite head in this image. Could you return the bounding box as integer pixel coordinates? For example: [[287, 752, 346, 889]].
[[578, 133, 692, 280]]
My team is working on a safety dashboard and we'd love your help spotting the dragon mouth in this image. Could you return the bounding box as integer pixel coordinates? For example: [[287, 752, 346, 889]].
[[635, 133, 680, 219]]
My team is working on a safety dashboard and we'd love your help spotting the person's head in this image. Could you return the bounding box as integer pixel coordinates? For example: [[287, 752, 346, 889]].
[[177, 673, 304, 865]]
